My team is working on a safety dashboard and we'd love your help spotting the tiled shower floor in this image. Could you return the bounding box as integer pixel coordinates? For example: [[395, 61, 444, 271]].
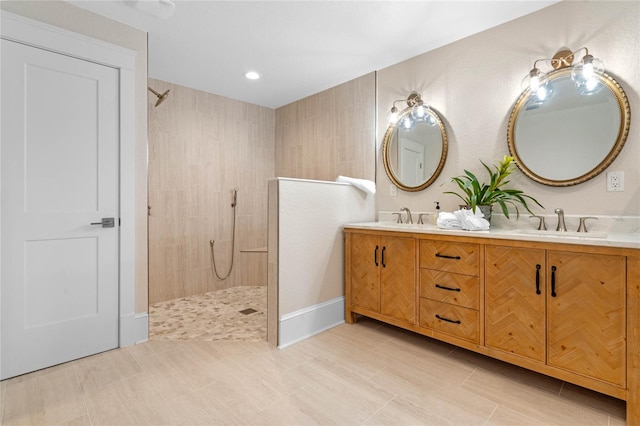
[[149, 286, 267, 341]]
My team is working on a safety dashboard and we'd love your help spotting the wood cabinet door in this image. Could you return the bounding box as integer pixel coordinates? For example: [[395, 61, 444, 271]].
[[485, 246, 546, 362], [547, 251, 626, 387], [381, 236, 416, 324], [349, 233, 381, 312]]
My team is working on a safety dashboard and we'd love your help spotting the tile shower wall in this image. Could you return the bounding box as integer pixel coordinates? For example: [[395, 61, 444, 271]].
[[148, 79, 275, 304], [275, 72, 376, 181]]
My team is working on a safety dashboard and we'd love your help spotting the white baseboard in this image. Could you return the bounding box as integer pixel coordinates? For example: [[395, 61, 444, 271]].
[[278, 296, 345, 349], [120, 312, 149, 346]]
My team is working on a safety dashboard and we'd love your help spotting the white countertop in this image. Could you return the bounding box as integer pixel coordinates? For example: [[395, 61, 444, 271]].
[[344, 221, 640, 250]]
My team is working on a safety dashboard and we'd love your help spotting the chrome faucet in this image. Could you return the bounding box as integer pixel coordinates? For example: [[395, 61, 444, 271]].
[[400, 207, 413, 224], [577, 217, 598, 233], [555, 208, 567, 232], [530, 215, 547, 231]]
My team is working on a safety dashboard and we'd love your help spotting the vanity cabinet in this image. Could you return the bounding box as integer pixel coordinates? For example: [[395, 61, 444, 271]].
[[346, 231, 416, 326], [344, 225, 640, 422], [485, 246, 626, 387]]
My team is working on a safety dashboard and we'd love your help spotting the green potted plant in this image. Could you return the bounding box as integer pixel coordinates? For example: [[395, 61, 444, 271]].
[[444, 155, 543, 220]]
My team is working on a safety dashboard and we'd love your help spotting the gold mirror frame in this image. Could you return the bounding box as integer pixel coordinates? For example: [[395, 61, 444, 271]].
[[507, 69, 631, 187], [382, 107, 448, 192]]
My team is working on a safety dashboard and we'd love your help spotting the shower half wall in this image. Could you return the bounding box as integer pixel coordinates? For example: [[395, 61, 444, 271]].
[[148, 78, 275, 304]]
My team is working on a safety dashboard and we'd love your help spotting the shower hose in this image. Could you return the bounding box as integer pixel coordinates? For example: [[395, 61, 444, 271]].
[[209, 188, 237, 280]]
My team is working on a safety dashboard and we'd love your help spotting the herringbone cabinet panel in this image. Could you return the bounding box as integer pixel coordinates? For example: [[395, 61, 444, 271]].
[[420, 299, 479, 343], [547, 251, 626, 387], [381, 237, 416, 323], [420, 240, 479, 276], [485, 246, 546, 362], [420, 269, 479, 309], [350, 233, 380, 312]]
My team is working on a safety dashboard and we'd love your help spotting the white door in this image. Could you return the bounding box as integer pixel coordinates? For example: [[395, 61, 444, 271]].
[[1, 39, 120, 379], [398, 138, 425, 187]]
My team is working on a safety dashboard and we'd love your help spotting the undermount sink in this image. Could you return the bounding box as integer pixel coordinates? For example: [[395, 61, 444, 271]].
[[513, 229, 608, 239], [378, 222, 423, 228]]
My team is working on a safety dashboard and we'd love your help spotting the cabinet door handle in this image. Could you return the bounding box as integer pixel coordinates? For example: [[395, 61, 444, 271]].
[[381, 246, 386, 268], [373, 245, 379, 266], [551, 266, 557, 297], [535, 264, 541, 295], [435, 284, 461, 292], [435, 253, 461, 260], [435, 314, 461, 324]]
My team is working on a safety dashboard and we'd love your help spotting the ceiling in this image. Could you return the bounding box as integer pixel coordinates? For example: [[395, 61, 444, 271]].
[[68, 0, 558, 109]]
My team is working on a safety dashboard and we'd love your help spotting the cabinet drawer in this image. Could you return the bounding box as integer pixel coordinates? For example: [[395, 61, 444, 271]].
[[420, 240, 479, 276], [420, 299, 479, 343], [420, 269, 479, 309]]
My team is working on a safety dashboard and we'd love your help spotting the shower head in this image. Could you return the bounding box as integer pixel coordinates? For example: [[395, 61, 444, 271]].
[[147, 86, 170, 107]]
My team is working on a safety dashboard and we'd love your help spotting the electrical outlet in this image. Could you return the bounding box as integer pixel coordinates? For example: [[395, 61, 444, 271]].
[[390, 185, 397, 196], [607, 171, 624, 192]]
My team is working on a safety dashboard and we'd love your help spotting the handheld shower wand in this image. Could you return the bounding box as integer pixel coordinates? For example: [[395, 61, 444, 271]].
[[210, 188, 238, 280]]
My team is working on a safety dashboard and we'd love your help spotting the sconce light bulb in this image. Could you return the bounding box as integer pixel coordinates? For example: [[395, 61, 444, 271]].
[[522, 67, 547, 92], [411, 102, 427, 120], [530, 75, 540, 91], [582, 62, 595, 79], [572, 54, 604, 81], [571, 54, 604, 94]]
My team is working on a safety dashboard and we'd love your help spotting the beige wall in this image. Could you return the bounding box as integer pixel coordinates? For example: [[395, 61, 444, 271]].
[[0, 1, 150, 313], [148, 79, 275, 304], [377, 1, 640, 220], [8, 0, 638, 313], [276, 72, 376, 181]]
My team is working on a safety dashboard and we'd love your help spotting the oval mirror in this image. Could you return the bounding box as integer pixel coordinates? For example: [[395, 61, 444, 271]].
[[507, 68, 630, 186], [382, 107, 448, 192]]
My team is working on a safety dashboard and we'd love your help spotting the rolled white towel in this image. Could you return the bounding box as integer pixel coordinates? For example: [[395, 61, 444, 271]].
[[437, 212, 462, 229], [335, 175, 376, 195], [454, 208, 490, 231]]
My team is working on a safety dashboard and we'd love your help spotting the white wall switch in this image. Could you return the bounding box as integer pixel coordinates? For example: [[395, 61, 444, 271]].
[[607, 171, 624, 192], [390, 185, 397, 196]]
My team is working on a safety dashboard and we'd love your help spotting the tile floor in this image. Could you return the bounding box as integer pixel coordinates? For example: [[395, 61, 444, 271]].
[[0, 317, 626, 425], [149, 286, 267, 341]]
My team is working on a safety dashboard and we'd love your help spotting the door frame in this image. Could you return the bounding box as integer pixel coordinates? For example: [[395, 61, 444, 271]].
[[0, 11, 138, 377]]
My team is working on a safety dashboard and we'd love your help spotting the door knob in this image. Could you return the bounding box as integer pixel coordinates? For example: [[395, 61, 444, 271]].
[[90, 217, 115, 228]]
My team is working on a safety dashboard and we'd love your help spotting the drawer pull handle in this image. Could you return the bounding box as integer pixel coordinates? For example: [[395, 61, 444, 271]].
[[381, 246, 386, 268], [435, 253, 461, 260], [374, 245, 379, 266], [435, 284, 461, 292], [435, 314, 461, 324], [551, 266, 557, 297], [535, 264, 541, 295]]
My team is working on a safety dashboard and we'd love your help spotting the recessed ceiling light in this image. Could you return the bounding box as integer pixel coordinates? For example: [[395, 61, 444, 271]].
[[245, 71, 261, 80]]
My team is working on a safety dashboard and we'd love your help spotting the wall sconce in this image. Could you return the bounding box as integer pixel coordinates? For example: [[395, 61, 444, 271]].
[[522, 47, 604, 97], [387, 92, 435, 128]]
